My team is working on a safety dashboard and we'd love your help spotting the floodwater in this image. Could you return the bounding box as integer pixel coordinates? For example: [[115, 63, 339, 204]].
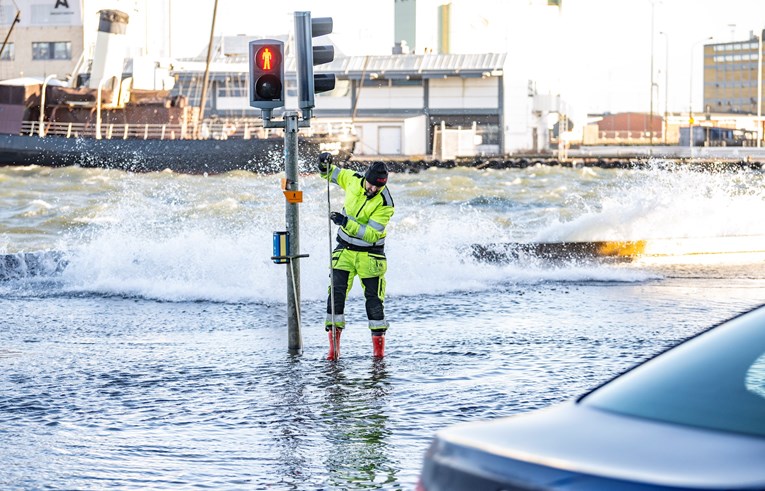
[[1, 162, 764, 489]]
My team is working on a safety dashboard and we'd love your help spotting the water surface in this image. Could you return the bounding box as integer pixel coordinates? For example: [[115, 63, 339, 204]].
[[2, 163, 764, 489]]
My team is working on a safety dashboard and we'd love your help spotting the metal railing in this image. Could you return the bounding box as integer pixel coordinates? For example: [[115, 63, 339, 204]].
[[21, 118, 359, 142], [21, 119, 272, 141]]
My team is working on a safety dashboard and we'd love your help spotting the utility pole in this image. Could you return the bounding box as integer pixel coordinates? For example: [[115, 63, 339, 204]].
[[660, 31, 669, 145], [197, 0, 219, 139], [649, 0, 655, 148], [758, 30, 763, 148], [249, 12, 335, 355], [283, 111, 303, 353], [688, 37, 712, 156]]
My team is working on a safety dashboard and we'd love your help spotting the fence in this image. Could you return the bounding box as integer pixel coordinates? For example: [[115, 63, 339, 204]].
[[21, 118, 355, 142]]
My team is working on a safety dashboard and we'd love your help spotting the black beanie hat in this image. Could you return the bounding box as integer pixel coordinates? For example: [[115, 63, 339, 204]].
[[365, 161, 388, 187]]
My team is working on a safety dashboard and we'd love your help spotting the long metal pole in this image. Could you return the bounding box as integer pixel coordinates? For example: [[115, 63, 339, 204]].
[[689, 37, 712, 155], [284, 111, 302, 354], [0, 10, 20, 61], [689, 43, 695, 153], [649, 0, 655, 147], [661, 31, 669, 145], [758, 31, 763, 148], [327, 160, 337, 360], [167, 0, 172, 59], [197, 0, 219, 138]]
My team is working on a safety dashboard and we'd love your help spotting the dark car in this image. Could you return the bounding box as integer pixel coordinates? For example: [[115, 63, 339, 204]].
[[418, 304, 765, 490]]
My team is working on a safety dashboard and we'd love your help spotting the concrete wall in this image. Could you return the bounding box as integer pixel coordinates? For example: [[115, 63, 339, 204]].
[[355, 85, 424, 110], [429, 77, 498, 109], [504, 77, 535, 153]]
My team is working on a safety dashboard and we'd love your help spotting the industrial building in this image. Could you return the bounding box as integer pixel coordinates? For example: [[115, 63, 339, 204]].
[[0, 0, 566, 158], [704, 33, 765, 115], [2, 0, 764, 155], [172, 44, 509, 158], [0, 0, 83, 82]]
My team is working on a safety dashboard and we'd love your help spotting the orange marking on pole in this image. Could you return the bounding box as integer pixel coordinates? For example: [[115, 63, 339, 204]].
[[283, 190, 303, 203]]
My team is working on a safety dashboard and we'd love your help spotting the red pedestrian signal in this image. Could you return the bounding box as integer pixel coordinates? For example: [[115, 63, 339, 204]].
[[249, 39, 285, 111], [256, 46, 278, 71]]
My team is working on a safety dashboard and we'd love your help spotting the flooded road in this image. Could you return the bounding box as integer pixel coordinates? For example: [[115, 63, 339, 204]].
[[2, 163, 764, 489]]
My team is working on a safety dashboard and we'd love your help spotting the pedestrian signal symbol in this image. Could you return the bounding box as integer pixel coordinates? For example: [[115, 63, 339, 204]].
[[256, 46, 277, 71]]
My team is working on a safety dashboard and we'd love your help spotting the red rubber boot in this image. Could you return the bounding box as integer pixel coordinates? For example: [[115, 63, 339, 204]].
[[327, 329, 342, 360], [372, 333, 385, 358]]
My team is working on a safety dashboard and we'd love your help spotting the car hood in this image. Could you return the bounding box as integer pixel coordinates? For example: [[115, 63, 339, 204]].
[[436, 401, 765, 488]]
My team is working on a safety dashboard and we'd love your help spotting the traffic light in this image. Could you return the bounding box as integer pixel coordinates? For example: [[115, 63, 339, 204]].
[[294, 12, 336, 120], [249, 39, 285, 114]]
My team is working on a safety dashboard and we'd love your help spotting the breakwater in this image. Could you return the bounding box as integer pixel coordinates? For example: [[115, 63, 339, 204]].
[[345, 156, 765, 173]]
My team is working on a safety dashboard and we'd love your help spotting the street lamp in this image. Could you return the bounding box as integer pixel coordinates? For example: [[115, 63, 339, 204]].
[[689, 36, 713, 152], [758, 29, 763, 148], [659, 31, 669, 145], [649, 0, 655, 147], [39, 74, 57, 137]]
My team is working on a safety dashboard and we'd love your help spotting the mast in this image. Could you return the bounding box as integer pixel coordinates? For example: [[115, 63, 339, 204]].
[[196, 0, 219, 139], [0, 1, 21, 62]]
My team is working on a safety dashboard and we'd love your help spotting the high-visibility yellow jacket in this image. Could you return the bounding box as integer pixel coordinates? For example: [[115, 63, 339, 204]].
[[322, 164, 394, 252]]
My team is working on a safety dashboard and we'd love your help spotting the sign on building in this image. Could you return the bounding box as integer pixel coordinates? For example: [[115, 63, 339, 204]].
[[0, 0, 83, 27]]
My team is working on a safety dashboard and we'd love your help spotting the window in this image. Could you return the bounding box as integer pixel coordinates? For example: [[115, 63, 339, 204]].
[[217, 86, 247, 97], [0, 42, 13, 61], [32, 41, 71, 60], [52, 41, 70, 60]]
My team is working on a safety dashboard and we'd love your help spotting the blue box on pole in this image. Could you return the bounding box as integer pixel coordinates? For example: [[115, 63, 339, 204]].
[[273, 231, 290, 264]]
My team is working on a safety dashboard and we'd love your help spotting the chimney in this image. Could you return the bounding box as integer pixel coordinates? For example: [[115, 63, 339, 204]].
[[392, 40, 410, 55], [394, 0, 416, 54], [88, 9, 129, 96]]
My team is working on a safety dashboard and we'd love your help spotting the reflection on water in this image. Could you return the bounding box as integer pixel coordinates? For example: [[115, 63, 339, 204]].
[[319, 360, 397, 489]]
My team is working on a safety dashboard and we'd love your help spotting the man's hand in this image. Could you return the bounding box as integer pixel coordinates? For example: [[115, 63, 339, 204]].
[[318, 152, 333, 173], [330, 211, 348, 227]]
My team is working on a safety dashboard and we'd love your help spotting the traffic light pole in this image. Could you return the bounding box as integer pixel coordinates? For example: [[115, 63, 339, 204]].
[[283, 111, 303, 354], [263, 113, 312, 355], [252, 11, 334, 356]]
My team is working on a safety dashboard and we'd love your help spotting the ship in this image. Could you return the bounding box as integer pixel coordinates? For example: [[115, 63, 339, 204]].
[[0, 9, 354, 174]]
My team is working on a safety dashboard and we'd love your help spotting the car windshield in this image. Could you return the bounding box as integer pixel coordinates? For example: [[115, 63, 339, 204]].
[[582, 305, 765, 438]]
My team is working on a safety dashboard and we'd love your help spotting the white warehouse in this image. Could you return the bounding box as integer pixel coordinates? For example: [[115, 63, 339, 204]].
[[173, 48, 553, 158]]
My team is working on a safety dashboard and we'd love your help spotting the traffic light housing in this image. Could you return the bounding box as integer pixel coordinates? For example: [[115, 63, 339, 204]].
[[294, 12, 336, 120], [249, 39, 285, 113]]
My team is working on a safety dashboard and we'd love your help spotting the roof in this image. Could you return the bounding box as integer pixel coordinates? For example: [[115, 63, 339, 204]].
[[195, 34, 292, 60], [309, 53, 506, 79], [174, 52, 506, 79]]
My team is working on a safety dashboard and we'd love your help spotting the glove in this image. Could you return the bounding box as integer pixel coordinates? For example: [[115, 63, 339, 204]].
[[318, 152, 333, 173], [330, 211, 348, 227]]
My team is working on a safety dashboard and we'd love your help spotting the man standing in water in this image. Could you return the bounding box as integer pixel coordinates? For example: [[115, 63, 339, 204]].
[[317, 152, 394, 360]]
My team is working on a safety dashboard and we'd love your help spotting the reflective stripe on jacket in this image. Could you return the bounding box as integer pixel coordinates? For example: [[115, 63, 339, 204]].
[[321, 164, 395, 249]]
